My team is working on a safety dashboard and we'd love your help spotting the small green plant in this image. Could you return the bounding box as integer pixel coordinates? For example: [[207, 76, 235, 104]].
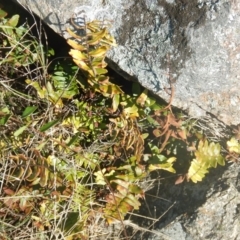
[[187, 140, 225, 183]]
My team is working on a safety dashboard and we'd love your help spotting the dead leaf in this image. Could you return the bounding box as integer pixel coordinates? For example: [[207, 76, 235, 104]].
[[175, 175, 186, 185], [168, 114, 182, 128], [3, 188, 15, 196], [177, 129, 187, 140], [153, 129, 161, 137]]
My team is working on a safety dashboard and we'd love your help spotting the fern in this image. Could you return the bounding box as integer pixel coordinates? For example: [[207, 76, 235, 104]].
[[104, 179, 142, 224], [66, 17, 122, 111], [187, 159, 209, 183], [227, 137, 240, 154], [51, 62, 80, 99], [187, 140, 225, 183], [5, 151, 63, 188]]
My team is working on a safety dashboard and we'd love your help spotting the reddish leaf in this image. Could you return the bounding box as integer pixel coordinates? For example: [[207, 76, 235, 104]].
[[177, 129, 187, 140], [3, 188, 15, 196], [175, 175, 186, 185], [168, 114, 182, 128], [33, 221, 45, 231]]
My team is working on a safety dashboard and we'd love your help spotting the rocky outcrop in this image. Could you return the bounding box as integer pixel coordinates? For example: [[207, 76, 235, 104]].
[[5, 1, 240, 239], [12, 0, 240, 126], [130, 162, 240, 240]]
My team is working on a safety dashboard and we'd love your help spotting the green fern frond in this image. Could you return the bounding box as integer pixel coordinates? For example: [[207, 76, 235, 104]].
[[188, 140, 225, 183], [187, 158, 209, 183]]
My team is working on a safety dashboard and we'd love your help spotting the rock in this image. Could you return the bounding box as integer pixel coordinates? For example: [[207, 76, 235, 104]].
[[129, 162, 240, 240], [12, 0, 240, 126]]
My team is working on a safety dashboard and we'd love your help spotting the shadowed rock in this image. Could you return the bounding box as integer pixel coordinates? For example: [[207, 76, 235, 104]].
[[11, 0, 240, 126]]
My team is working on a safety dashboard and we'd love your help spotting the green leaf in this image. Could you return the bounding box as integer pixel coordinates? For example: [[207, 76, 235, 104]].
[[7, 15, 19, 27], [52, 75, 65, 81], [25, 79, 46, 98], [146, 116, 160, 127], [0, 114, 11, 125], [40, 119, 59, 132], [148, 155, 176, 173], [195, 140, 224, 168], [47, 48, 55, 57], [63, 212, 79, 232], [94, 169, 107, 185], [69, 49, 88, 61], [188, 159, 209, 183], [36, 141, 48, 150], [94, 67, 108, 75], [134, 166, 144, 176], [147, 144, 176, 173], [128, 184, 143, 195], [14, 126, 27, 137], [112, 94, 120, 112], [145, 97, 157, 107], [0, 9, 7, 19], [227, 137, 240, 154], [45, 82, 63, 107], [136, 89, 148, 107], [22, 106, 38, 118], [148, 143, 160, 155], [89, 46, 108, 58], [123, 104, 139, 118], [148, 161, 176, 173], [141, 133, 149, 139], [1, 107, 10, 114], [87, 27, 107, 45], [188, 140, 225, 183], [124, 193, 141, 210], [67, 39, 86, 51], [67, 132, 80, 146]]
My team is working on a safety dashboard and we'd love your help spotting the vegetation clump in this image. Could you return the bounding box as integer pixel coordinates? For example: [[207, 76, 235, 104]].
[[0, 7, 239, 239]]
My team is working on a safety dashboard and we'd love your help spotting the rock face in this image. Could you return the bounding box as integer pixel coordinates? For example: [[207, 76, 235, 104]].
[[131, 162, 240, 240], [12, 0, 240, 126]]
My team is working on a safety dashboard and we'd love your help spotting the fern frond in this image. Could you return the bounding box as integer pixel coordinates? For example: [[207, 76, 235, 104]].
[[188, 140, 225, 183], [187, 158, 209, 183]]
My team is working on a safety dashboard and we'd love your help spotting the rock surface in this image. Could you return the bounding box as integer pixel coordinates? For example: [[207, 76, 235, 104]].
[[13, 0, 240, 126], [131, 162, 240, 240]]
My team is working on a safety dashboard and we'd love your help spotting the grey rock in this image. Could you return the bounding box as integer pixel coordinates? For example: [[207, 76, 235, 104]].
[[13, 0, 240, 126], [157, 222, 187, 240], [80, 143, 238, 240], [131, 162, 240, 240]]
